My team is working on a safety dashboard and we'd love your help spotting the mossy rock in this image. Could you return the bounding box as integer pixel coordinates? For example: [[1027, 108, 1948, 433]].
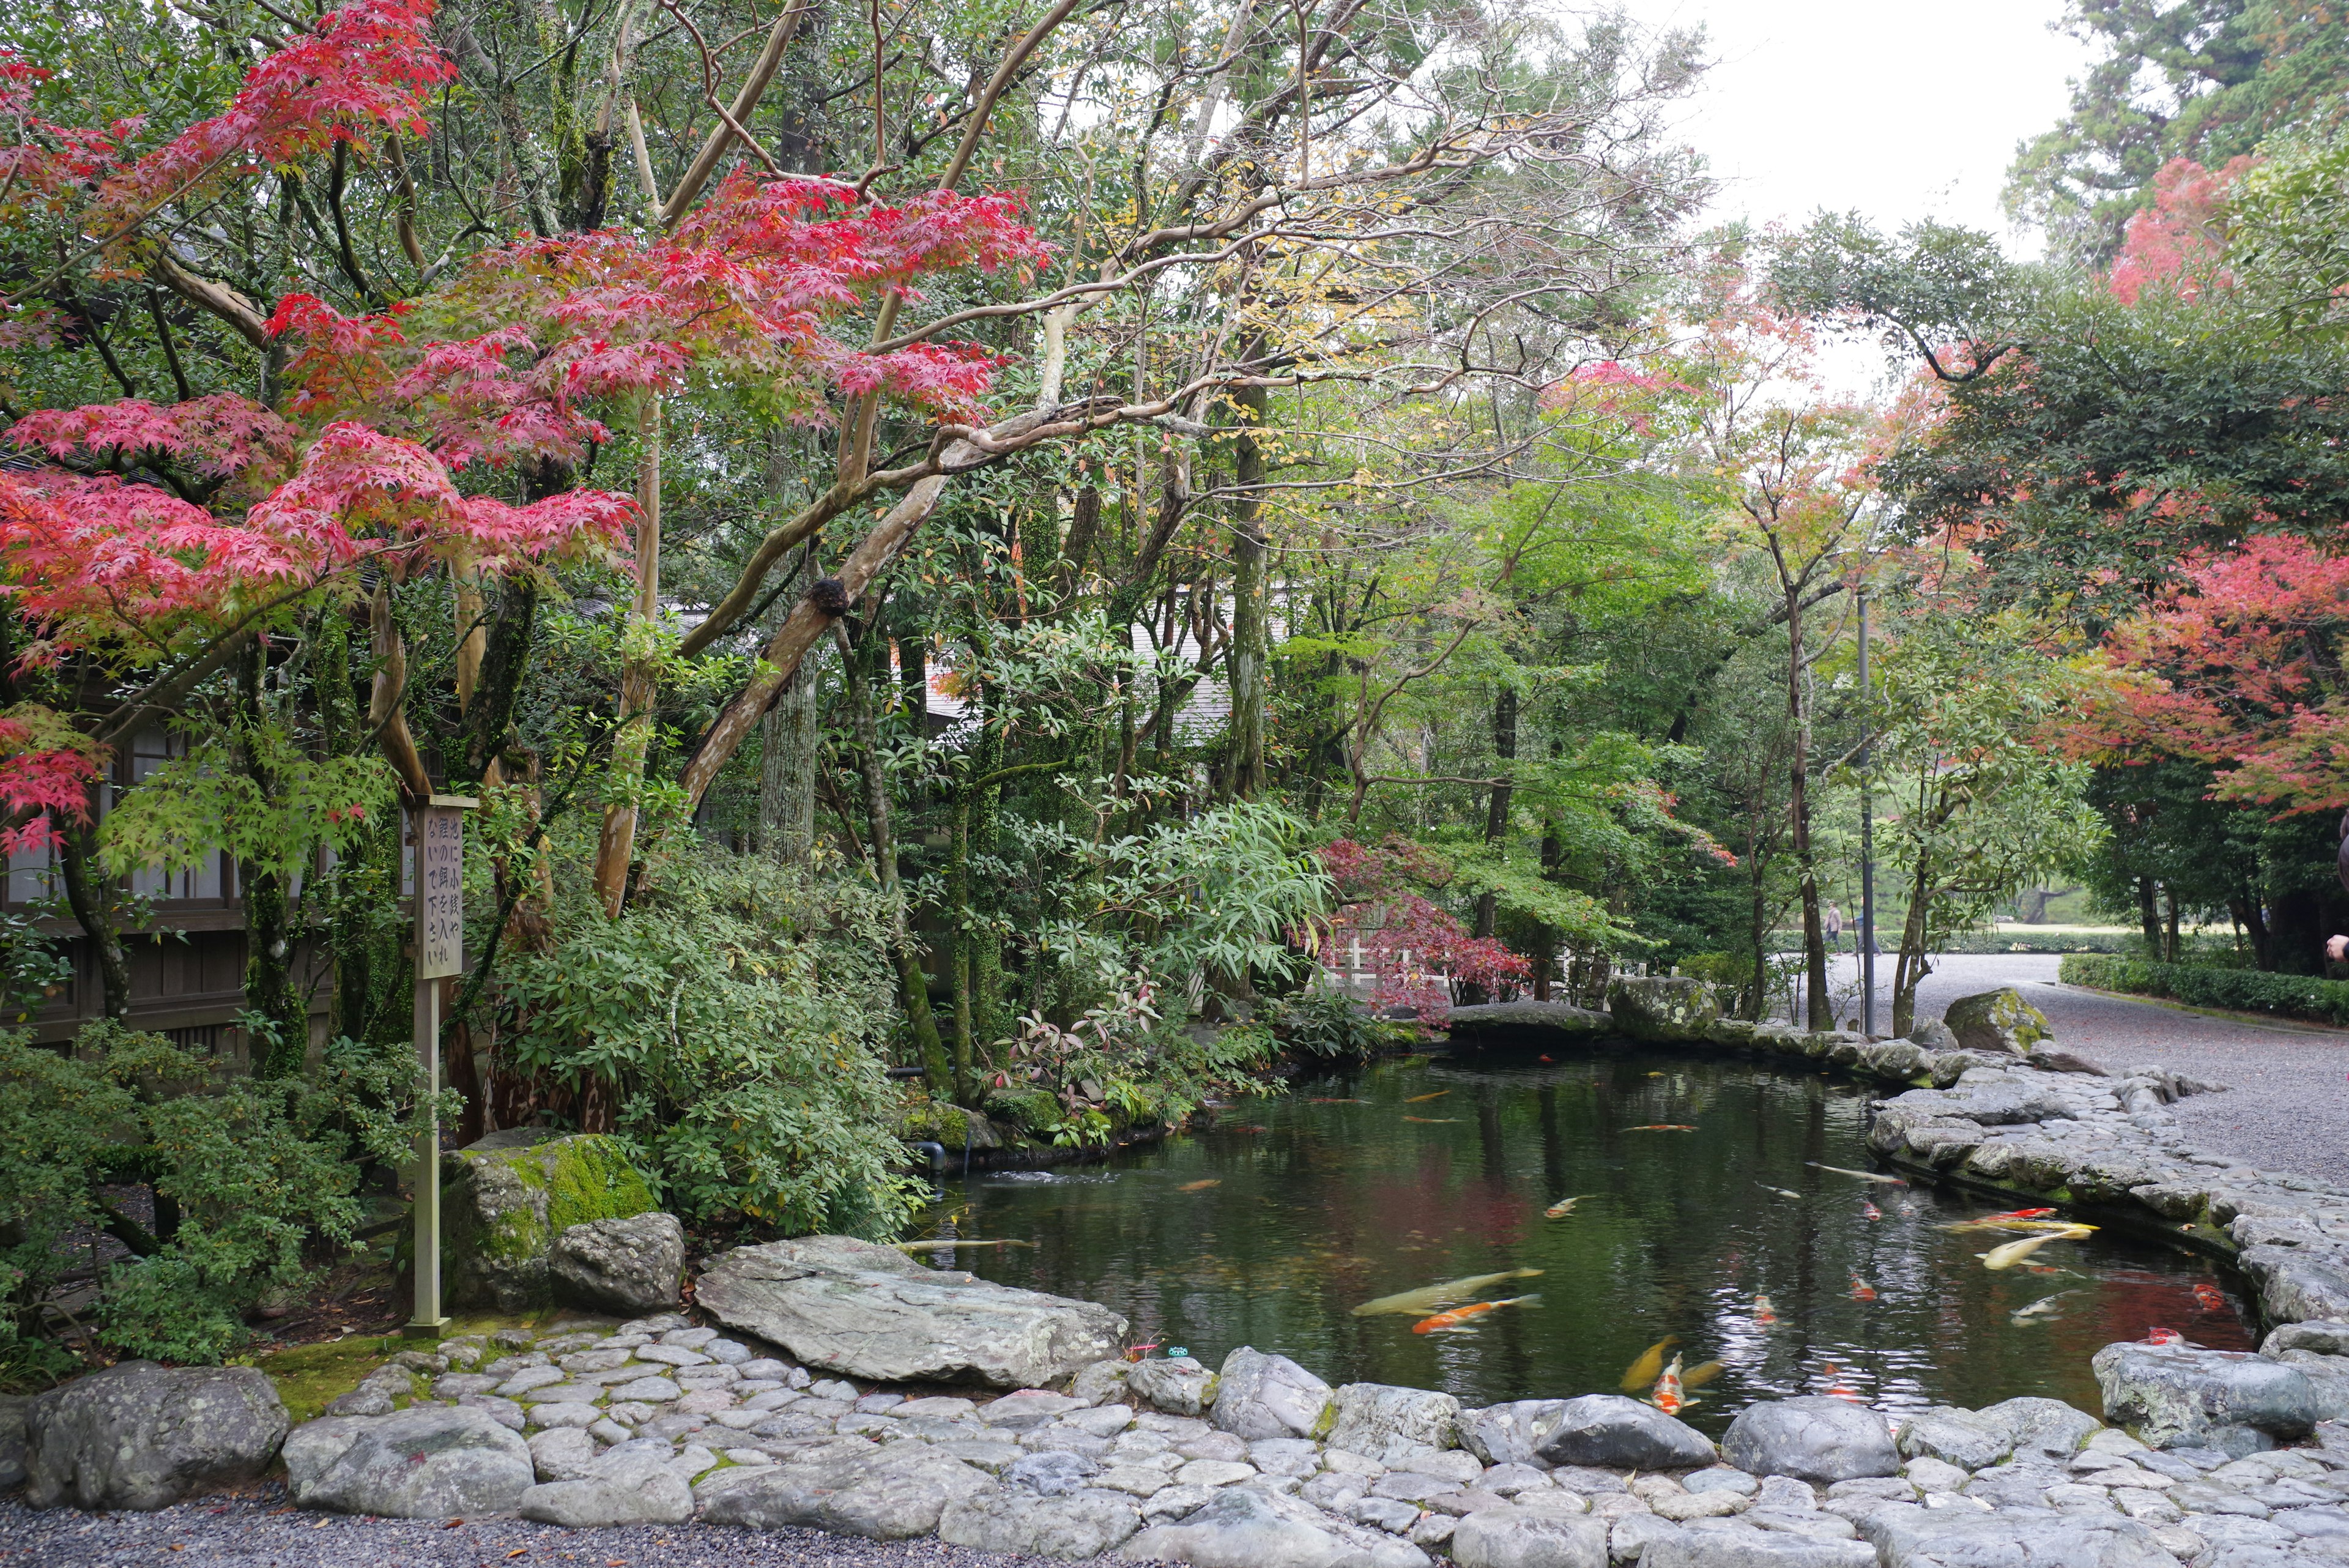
[[984, 1090, 1066, 1137], [442, 1131, 657, 1312], [899, 1101, 1003, 1151]]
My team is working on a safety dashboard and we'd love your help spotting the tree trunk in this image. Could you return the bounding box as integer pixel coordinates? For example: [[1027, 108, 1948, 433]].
[[1472, 685, 1516, 942], [756, 647, 824, 867], [1224, 383, 1269, 799], [2236, 883, 2273, 970], [237, 637, 302, 1076], [1891, 863, 1933, 1036], [2162, 885, 2181, 962], [2137, 875, 2162, 959], [58, 816, 130, 1022], [1786, 591, 1830, 1028], [836, 621, 952, 1094], [592, 398, 662, 916]]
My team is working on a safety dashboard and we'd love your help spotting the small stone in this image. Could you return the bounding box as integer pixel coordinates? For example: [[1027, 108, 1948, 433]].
[[1177, 1458, 1259, 1488], [1901, 1457, 1971, 1494], [528, 1425, 601, 1482], [519, 1447, 694, 1527], [1409, 1514, 1456, 1549], [939, 1487, 1143, 1560], [612, 1375, 682, 1403], [1140, 1482, 1218, 1522], [496, 1365, 571, 1397], [1071, 1359, 1132, 1406], [1649, 1488, 1746, 1522], [1129, 1357, 1219, 1418], [1398, 1450, 1486, 1487], [1210, 1348, 1333, 1442], [1325, 1383, 1464, 1464], [1099, 1465, 1174, 1496], [1249, 1438, 1323, 1477], [703, 1339, 753, 1364], [528, 1402, 602, 1430], [1353, 1495, 1425, 1533], [1685, 1468, 1760, 1496], [1460, 1400, 1572, 1468], [457, 1394, 527, 1431], [1450, 1504, 1609, 1567]]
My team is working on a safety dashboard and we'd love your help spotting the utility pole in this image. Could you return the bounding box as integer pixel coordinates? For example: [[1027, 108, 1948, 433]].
[[1857, 592, 1876, 1038]]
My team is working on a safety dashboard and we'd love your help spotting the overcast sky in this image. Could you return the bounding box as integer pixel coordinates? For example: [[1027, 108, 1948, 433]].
[[1612, 0, 2095, 250]]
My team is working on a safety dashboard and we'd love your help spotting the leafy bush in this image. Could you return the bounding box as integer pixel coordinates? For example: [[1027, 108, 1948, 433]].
[[0, 1024, 436, 1372], [494, 845, 919, 1236], [1266, 989, 1397, 1059], [2060, 954, 2349, 1025]]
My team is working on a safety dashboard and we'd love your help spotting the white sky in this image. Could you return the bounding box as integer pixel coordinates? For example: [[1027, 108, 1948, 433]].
[[1613, 0, 2095, 250]]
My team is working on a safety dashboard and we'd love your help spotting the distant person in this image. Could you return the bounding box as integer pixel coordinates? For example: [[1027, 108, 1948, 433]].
[[2331, 812, 2349, 963], [1824, 902, 1845, 954]]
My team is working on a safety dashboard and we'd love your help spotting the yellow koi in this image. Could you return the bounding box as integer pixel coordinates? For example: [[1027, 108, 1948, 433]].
[[1352, 1268, 1544, 1317], [1405, 1091, 1452, 1103], [1545, 1195, 1591, 1219], [1620, 1334, 1680, 1392], [1981, 1225, 2095, 1270]]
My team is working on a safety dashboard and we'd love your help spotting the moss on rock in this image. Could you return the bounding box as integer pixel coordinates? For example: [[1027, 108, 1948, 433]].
[[443, 1132, 657, 1312]]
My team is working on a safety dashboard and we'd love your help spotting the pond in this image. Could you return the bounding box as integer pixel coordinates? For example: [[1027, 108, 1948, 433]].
[[922, 1045, 2254, 1432]]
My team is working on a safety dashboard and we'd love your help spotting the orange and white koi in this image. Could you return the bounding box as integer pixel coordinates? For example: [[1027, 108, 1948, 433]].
[[2145, 1326, 2184, 1346], [1753, 1294, 1778, 1326], [1649, 1353, 1697, 1414], [1411, 1294, 1540, 1334], [1862, 1202, 1883, 1221], [1989, 1207, 2059, 1221], [2192, 1284, 2228, 1312], [1545, 1195, 1591, 1219], [1849, 1274, 1878, 1301]]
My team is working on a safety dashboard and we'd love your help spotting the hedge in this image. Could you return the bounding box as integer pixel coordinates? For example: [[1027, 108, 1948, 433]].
[[2058, 954, 2349, 1027]]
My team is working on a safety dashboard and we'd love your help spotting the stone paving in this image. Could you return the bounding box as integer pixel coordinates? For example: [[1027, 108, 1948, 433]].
[[1811, 952, 2349, 1187]]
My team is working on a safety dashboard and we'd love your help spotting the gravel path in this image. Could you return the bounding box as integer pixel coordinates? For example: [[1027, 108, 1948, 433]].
[[1807, 950, 2349, 1187], [0, 1484, 1063, 1568]]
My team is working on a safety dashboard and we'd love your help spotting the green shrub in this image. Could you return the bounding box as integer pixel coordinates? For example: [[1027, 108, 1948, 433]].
[[1266, 990, 1396, 1059], [494, 845, 918, 1236], [0, 1025, 437, 1373], [2059, 954, 2349, 1025]]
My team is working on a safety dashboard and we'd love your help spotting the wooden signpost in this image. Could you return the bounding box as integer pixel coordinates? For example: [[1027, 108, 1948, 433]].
[[407, 794, 475, 1337]]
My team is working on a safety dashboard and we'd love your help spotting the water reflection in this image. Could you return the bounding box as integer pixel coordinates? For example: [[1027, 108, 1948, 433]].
[[936, 1048, 2252, 1428]]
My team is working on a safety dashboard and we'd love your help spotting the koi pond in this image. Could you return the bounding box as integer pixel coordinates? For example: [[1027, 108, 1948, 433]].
[[921, 1046, 2254, 1433]]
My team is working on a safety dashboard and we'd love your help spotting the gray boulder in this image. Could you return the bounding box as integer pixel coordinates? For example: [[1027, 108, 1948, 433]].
[[1972, 1395, 2101, 1460], [1893, 1408, 2009, 1471], [1607, 976, 1720, 1039], [697, 1441, 996, 1537], [1131, 1356, 1220, 1417], [2093, 1340, 2321, 1450], [1449, 1505, 1608, 1568], [549, 1211, 684, 1314], [519, 1447, 693, 1526], [1119, 1482, 1432, 1568], [1860, 1501, 2178, 1566], [1644, 1531, 1873, 1567], [443, 1130, 659, 1312], [1939, 989, 2050, 1055], [2260, 1319, 2349, 1358], [1459, 1400, 1570, 1468], [1534, 1395, 1715, 1471], [23, 1362, 288, 1511], [1211, 1348, 1334, 1441], [2267, 1350, 2349, 1421], [2239, 1245, 2349, 1325], [1443, 1002, 1611, 1046], [696, 1235, 1126, 1388], [284, 1405, 534, 1517], [1721, 1399, 1899, 1482], [940, 1487, 1145, 1559], [1907, 1020, 1959, 1051], [0, 1394, 24, 1490], [1324, 1383, 1461, 1463]]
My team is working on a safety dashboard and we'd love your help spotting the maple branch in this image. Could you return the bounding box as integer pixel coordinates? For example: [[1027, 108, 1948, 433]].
[[143, 289, 194, 403], [366, 579, 432, 801], [147, 251, 273, 351], [656, 0, 810, 228], [938, 0, 1083, 193]]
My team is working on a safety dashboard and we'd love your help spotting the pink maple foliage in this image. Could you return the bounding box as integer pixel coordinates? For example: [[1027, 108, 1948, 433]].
[[0, 718, 100, 855], [2107, 156, 2254, 305], [1313, 838, 1531, 1022]]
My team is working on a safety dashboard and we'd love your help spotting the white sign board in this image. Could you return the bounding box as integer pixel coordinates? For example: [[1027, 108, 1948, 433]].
[[415, 804, 466, 980]]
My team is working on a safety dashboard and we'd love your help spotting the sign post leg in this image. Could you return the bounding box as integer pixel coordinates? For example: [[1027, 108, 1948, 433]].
[[406, 968, 448, 1337]]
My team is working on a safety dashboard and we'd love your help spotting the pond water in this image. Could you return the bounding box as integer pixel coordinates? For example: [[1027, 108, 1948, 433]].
[[923, 1046, 2254, 1432]]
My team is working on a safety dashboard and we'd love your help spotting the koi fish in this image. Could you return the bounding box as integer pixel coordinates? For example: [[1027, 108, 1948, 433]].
[[1757, 1183, 1802, 1200], [1820, 1363, 1862, 1401], [1538, 1055, 1554, 1063], [1849, 1274, 1878, 1301], [1411, 1294, 1540, 1334], [1682, 1359, 1723, 1389], [1178, 1180, 1222, 1192], [1404, 1116, 1460, 1123], [1754, 1294, 1778, 1325], [1626, 1124, 1697, 1132], [1405, 1091, 1451, 1103], [1309, 1098, 1370, 1104], [893, 1239, 1037, 1252], [1233, 1125, 1269, 1134], [1806, 1162, 1908, 1186], [1981, 1225, 2095, 1270], [2192, 1284, 2228, 1312], [2011, 1291, 2074, 1323], [1862, 1202, 1883, 1221], [1354, 1268, 1545, 1317], [1649, 1353, 1696, 1414], [1943, 1217, 2082, 1236], [1989, 1208, 2059, 1221], [1620, 1335, 1680, 1392], [1646, 1071, 1667, 1078], [2145, 1326, 2184, 1345], [1545, 1195, 1590, 1219]]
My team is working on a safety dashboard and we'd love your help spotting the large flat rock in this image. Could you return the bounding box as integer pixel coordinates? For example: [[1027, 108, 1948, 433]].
[[696, 1235, 1127, 1388]]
